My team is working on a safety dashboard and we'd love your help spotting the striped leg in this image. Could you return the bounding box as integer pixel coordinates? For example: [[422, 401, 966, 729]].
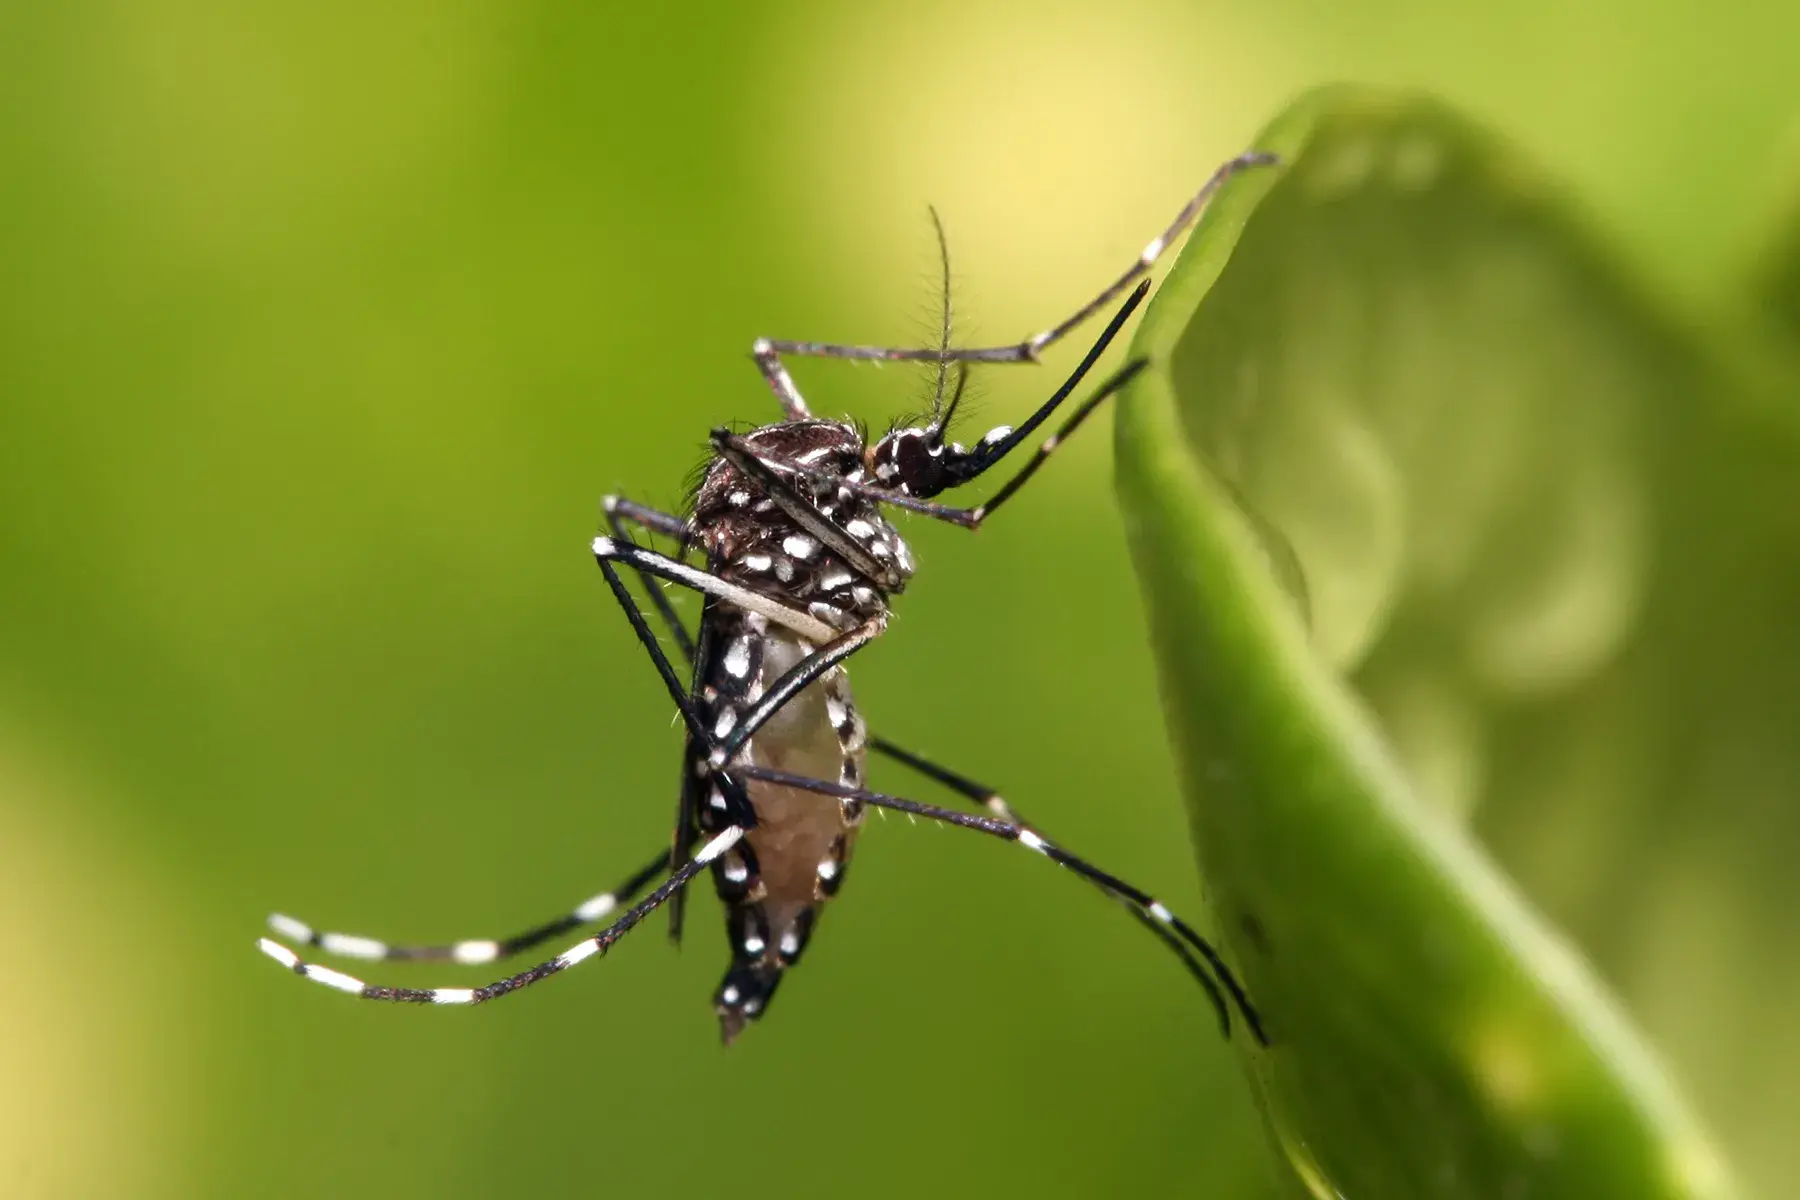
[[592, 535, 837, 644], [266, 850, 668, 968], [258, 553, 860, 1005], [731, 763, 1267, 1045], [597, 494, 705, 940], [603, 493, 698, 662], [752, 154, 1276, 370], [257, 827, 745, 1005], [865, 738, 1233, 1036]]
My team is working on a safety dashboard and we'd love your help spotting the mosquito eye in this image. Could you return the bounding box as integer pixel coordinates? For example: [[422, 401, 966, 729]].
[[873, 429, 942, 495]]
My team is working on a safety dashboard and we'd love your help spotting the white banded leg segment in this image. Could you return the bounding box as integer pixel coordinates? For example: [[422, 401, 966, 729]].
[[320, 933, 387, 961], [304, 964, 366, 994], [574, 892, 619, 922], [984, 795, 1019, 821], [451, 940, 501, 965], [266, 913, 313, 944], [264, 849, 669, 968], [256, 829, 743, 1007], [694, 826, 746, 863], [536, 829, 741, 977], [557, 940, 601, 968], [258, 937, 299, 970]]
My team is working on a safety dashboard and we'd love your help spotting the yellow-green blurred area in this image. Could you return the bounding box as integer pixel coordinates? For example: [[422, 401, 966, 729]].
[[2, 3, 1797, 1199]]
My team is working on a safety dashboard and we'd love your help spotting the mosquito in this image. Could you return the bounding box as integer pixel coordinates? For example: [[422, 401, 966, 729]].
[[259, 150, 1278, 1046]]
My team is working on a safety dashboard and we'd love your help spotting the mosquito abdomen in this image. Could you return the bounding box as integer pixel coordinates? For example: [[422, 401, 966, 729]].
[[695, 620, 867, 1042]]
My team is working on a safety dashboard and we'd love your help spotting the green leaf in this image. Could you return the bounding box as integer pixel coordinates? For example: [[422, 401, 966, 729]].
[[1115, 85, 1742, 1199], [1749, 151, 1800, 345]]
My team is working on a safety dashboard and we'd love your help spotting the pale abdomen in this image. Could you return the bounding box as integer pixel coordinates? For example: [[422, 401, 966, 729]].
[[691, 618, 867, 1041]]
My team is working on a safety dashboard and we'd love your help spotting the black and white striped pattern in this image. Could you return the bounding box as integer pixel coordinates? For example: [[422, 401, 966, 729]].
[[260, 153, 1277, 1044], [258, 829, 743, 1005], [264, 851, 668, 968]]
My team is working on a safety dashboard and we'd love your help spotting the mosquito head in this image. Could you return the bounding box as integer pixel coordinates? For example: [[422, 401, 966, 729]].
[[866, 423, 1012, 500], [867, 368, 1013, 500]]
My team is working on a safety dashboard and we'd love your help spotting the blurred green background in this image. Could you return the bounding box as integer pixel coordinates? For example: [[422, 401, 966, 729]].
[[3, 2, 1798, 1198]]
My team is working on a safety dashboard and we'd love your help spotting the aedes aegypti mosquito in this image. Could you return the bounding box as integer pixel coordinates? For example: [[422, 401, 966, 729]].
[[259, 150, 1277, 1046]]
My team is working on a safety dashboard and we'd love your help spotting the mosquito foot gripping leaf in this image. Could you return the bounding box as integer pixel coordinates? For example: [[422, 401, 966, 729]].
[[1117, 85, 1739, 1200]]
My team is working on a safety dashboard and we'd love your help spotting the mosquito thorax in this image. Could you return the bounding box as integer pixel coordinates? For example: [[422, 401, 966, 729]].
[[691, 419, 916, 623], [868, 423, 1014, 499]]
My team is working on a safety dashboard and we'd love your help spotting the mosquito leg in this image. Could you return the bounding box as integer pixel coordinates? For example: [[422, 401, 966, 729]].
[[666, 593, 729, 946], [593, 496, 715, 940], [258, 828, 746, 1004], [709, 614, 887, 767], [730, 763, 1266, 1045], [754, 152, 1276, 368], [870, 737, 1023, 823], [593, 534, 837, 643], [596, 557, 762, 833], [603, 495, 689, 541], [603, 495, 698, 662], [595, 558, 718, 749], [259, 542, 762, 982], [267, 850, 669, 967], [868, 737, 1232, 1035], [749, 339, 814, 421]]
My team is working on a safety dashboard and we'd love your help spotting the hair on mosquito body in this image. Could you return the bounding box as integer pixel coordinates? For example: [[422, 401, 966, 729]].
[[259, 150, 1281, 1049]]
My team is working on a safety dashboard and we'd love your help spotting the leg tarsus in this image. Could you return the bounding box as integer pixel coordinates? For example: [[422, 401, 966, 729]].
[[267, 850, 669, 967], [259, 829, 745, 1005]]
